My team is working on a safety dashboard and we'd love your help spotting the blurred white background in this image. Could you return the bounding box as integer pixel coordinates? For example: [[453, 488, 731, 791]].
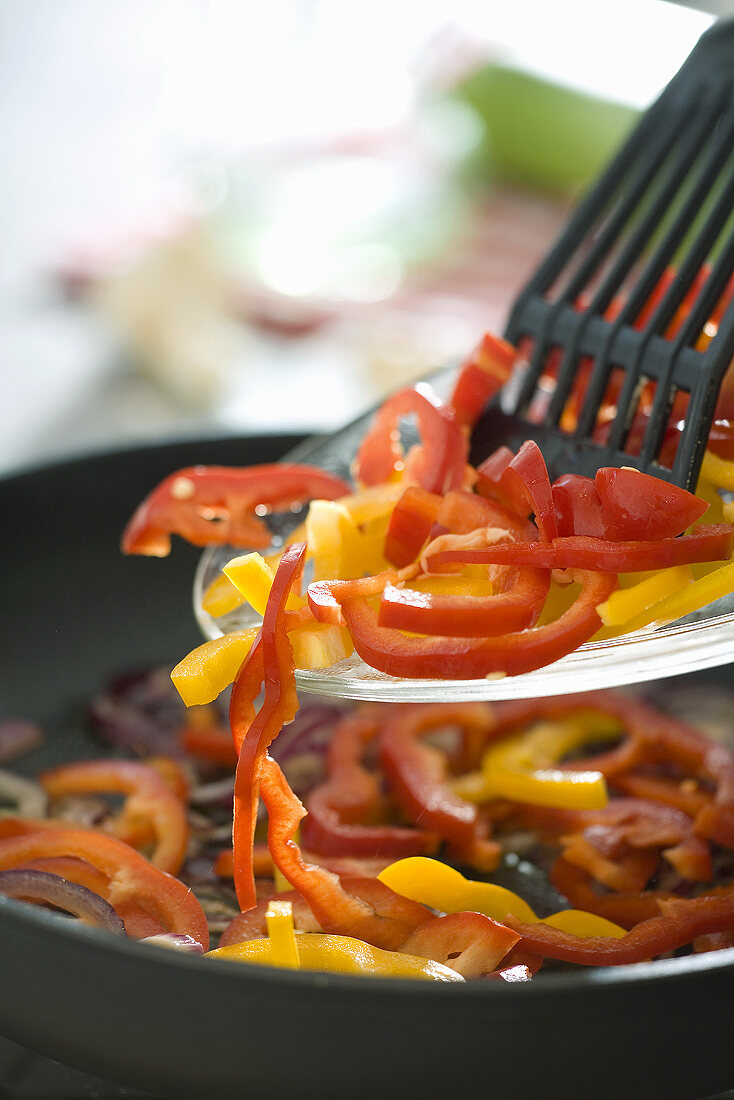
[[0, 0, 721, 474]]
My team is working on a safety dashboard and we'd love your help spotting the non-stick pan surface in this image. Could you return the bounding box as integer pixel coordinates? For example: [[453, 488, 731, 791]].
[[1, 434, 733, 1100]]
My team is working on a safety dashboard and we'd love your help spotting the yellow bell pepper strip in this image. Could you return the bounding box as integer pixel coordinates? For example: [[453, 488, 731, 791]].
[[264, 899, 300, 968], [171, 629, 259, 707], [378, 856, 537, 924], [224, 552, 306, 616], [596, 566, 693, 630], [378, 857, 626, 940], [290, 622, 354, 670], [334, 482, 406, 527], [600, 559, 734, 636], [452, 717, 614, 810], [207, 931, 464, 980], [201, 572, 247, 618], [700, 449, 734, 491]]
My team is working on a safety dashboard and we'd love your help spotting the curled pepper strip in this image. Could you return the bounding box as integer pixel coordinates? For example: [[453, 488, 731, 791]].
[[301, 712, 439, 859], [379, 703, 501, 871], [230, 545, 303, 911], [0, 829, 209, 947], [550, 857, 672, 930], [354, 385, 468, 495], [122, 464, 351, 556], [434, 489, 538, 542], [378, 566, 550, 639], [477, 441, 558, 541], [487, 692, 734, 858], [384, 486, 442, 568], [507, 887, 734, 966], [260, 756, 430, 951], [425, 525, 734, 574], [307, 566, 418, 627], [448, 331, 515, 432], [400, 911, 519, 979], [338, 570, 617, 679], [40, 760, 189, 875]]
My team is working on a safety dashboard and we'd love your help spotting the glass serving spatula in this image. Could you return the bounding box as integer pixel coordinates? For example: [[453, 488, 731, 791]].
[[196, 20, 734, 702]]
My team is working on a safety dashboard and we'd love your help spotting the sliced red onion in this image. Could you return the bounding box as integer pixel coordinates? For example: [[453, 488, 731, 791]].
[[268, 705, 343, 797], [0, 719, 44, 764], [141, 933, 204, 954], [0, 770, 47, 818], [88, 666, 201, 758], [271, 705, 343, 764], [190, 776, 234, 807], [0, 870, 125, 935]]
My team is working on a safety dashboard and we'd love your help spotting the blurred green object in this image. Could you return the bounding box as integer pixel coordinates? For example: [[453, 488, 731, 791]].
[[453, 64, 640, 195]]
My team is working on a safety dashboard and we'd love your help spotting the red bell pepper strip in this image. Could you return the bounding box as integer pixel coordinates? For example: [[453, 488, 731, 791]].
[[384, 487, 442, 568], [0, 829, 209, 947], [379, 703, 501, 871], [40, 760, 189, 875], [516, 797, 712, 883], [508, 888, 734, 965], [353, 385, 468, 495], [435, 489, 538, 541], [122, 464, 351, 556], [301, 712, 439, 859], [220, 888, 322, 946], [477, 442, 558, 541], [260, 755, 430, 950], [594, 467, 709, 542], [550, 857, 671, 930], [307, 566, 418, 627], [338, 570, 616, 679], [552, 474, 606, 539], [400, 910, 520, 979], [448, 331, 516, 431], [425, 525, 734, 574], [231, 545, 303, 911], [378, 566, 550, 638]]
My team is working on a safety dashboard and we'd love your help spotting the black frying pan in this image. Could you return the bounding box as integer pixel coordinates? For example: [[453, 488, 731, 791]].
[[1, 434, 733, 1100]]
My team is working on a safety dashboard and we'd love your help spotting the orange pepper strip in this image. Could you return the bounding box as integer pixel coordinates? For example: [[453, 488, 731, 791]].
[[379, 703, 501, 871], [301, 711, 439, 860], [260, 756, 431, 951], [40, 760, 189, 875], [0, 829, 209, 947], [508, 887, 734, 965]]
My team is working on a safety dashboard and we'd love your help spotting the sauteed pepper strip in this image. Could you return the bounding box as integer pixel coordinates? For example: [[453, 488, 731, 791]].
[[0, 829, 209, 947], [379, 857, 626, 938], [508, 888, 734, 965], [378, 703, 500, 870], [301, 712, 439, 859], [40, 760, 189, 875], [208, 899, 464, 981]]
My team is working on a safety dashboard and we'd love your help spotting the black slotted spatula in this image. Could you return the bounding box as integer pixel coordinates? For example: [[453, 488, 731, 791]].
[[470, 18, 734, 492]]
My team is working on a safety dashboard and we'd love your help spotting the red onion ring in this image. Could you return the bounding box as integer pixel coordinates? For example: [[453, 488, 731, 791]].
[[0, 719, 44, 764], [0, 870, 126, 935]]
